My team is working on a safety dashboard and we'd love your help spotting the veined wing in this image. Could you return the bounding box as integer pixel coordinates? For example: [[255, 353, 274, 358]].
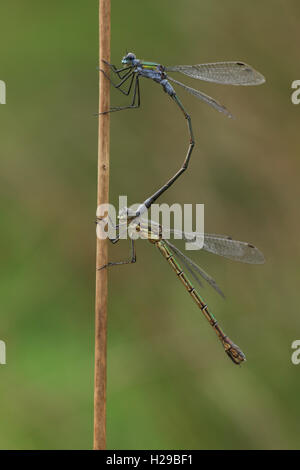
[[143, 220, 265, 264], [160, 227, 265, 264], [165, 240, 225, 298], [166, 62, 266, 86], [165, 241, 204, 290], [202, 234, 265, 264], [168, 76, 232, 117]]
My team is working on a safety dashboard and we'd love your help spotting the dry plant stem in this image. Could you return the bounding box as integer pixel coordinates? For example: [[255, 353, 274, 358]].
[[94, 0, 110, 451]]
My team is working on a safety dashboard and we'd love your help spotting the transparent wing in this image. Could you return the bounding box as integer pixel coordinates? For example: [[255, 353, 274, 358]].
[[165, 241, 205, 290], [166, 62, 266, 86], [165, 240, 225, 298], [202, 234, 265, 264], [142, 220, 265, 264], [168, 76, 232, 118], [159, 226, 265, 264]]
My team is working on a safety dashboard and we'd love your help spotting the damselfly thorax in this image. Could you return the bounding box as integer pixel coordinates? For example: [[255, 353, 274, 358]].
[[134, 63, 176, 96]]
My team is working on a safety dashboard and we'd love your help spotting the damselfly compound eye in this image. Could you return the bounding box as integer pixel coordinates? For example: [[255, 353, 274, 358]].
[[126, 52, 136, 60], [122, 52, 136, 63]]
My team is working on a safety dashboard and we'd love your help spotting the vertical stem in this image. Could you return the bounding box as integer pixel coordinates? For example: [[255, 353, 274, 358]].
[[94, 0, 110, 450]]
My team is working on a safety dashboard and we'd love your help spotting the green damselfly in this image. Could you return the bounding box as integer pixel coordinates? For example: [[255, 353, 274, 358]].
[[99, 53, 265, 216], [97, 213, 265, 364]]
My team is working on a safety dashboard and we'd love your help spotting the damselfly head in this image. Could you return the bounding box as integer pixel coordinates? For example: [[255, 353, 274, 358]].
[[122, 52, 136, 64]]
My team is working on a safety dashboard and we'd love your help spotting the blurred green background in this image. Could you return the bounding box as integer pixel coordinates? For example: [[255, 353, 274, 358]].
[[0, 0, 300, 450]]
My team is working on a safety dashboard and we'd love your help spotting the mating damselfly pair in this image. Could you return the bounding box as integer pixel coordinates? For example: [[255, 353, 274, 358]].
[[98, 52, 265, 364], [97, 211, 265, 365]]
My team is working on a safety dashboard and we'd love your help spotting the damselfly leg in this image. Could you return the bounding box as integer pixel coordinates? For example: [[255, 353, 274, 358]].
[[96, 217, 137, 270], [101, 59, 133, 79], [98, 76, 140, 115], [97, 239, 136, 271], [99, 67, 134, 95]]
